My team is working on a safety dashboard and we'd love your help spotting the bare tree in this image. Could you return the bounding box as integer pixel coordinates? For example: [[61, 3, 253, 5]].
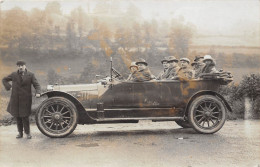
[[168, 23, 193, 58]]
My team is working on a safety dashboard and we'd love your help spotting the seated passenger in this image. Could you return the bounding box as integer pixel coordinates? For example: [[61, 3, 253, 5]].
[[166, 56, 180, 80], [177, 58, 194, 80], [131, 58, 153, 82], [192, 56, 205, 78], [201, 55, 218, 74], [127, 62, 138, 81], [157, 57, 169, 80]]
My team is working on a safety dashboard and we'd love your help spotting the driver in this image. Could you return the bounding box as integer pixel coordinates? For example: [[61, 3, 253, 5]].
[[126, 62, 138, 81], [131, 58, 153, 82]]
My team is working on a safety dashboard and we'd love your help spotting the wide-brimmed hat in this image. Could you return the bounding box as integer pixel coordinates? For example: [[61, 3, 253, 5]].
[[16, 60, 26, 66], [191, 62, 198, 66], [167, 56, 178, 63], [203, 55, 214, 62], [194, 55, 204, 62], [129, 62, 138, 69], [161, 57, 168, 64], [180, 58, 190, 64], [136, 58, 148, 66]]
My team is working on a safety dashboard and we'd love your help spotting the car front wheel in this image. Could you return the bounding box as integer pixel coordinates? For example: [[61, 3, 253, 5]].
[[188, 95, 226, 134], [36, 97, 78, 138]]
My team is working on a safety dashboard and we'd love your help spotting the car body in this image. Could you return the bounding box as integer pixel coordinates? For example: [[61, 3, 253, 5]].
[[36, 70, 233, 138]]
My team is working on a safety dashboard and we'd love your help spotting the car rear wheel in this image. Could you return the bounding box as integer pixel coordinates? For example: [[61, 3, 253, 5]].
[[175, 120, 192, 128], [36, 97, 78, 138], [188, 95, 226, 134]]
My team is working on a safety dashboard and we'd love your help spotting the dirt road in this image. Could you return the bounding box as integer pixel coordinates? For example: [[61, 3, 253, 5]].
[[0, 120, 259, 167]]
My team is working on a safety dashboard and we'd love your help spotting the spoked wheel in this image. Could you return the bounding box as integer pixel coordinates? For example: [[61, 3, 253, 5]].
[[175, 120, 192, 128], [36, 97, 78, 138], [188, 95, 226, 134]]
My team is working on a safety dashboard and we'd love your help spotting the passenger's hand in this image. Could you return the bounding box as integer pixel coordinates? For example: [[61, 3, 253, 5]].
[[35, 93, 41, 98]]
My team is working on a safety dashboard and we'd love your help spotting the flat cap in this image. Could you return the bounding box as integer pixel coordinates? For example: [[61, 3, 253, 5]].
[[136, 58, 148, 66], [16, 60, 26, 66], [180, 58, 190, 64], [167, 56, 178, 63], [194, 56, 204, 62], [203, 55, 214, 62], [191, 62, 198, 66], [129, 62, 138, 69], [161, 57, 168, 64]]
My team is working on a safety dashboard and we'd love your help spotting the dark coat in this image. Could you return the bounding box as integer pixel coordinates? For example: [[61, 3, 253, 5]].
[[165, 66, 180, 80], [132, 68, 153, 82], [177, 67, 194, 80], [156, 69, 168, 80], [201, 63, 218, 74], [2, 70, 41, 117], [193, 63, 205, 78]]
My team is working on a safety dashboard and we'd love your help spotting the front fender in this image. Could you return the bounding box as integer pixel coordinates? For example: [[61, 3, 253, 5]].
[[40, 91, 96, 124], [185, 90, 232, 116]]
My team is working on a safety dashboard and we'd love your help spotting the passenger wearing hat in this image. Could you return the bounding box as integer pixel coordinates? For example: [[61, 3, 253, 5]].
[[156, 57, 169, 80], [200, 55, 218, 74], [131, 58, 153, 82], [176, 58, 194, 80], [164, 56, 180, 80], [192, 55, 205, 78], [194, 55, 204, 62], [127, 62, 139, 81], [2, 60, 41, 139]]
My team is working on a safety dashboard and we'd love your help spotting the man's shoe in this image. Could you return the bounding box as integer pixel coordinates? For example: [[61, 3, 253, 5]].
[[26, 134, 32, 139], [16, 133, 23, 139]]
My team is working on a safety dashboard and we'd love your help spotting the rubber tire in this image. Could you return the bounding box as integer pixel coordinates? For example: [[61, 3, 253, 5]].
[[36, 97, 78, 138], [188, 95, 226, 134], [175, 120, 192, 128]]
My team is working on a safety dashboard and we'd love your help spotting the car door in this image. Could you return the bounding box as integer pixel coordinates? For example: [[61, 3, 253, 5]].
[[100, 82, 135, 108], [132, 81, 162, 108], [160, 80, 184, 107]]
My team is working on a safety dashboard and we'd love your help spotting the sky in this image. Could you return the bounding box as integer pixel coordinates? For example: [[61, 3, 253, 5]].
[[1, 0, 260, 45]]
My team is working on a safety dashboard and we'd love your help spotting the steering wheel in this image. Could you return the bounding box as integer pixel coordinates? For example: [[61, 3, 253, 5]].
[[111, 67, 123, 79]]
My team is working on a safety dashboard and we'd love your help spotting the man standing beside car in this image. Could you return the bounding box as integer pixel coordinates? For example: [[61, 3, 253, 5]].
[[2, 60, 41, 139]]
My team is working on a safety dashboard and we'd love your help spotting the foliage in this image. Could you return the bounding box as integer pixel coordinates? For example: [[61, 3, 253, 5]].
[[168, 22, 193, 58], [236, 74, 260, 101], [219, 73, 260, 119], [0, 1, 194, 64], [253, 96, 260, 118]]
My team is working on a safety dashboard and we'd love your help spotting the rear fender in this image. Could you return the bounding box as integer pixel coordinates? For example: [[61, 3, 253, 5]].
[[184, 90, 232, 116], [40, 91, 96, 124]]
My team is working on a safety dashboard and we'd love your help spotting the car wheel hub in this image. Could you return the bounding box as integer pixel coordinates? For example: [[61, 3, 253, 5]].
[[54, 113, 61, 120], [205, 111, 211, 117]]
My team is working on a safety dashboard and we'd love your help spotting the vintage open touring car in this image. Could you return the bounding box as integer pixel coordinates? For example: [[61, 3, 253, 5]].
[[36, 62, 233, 138]]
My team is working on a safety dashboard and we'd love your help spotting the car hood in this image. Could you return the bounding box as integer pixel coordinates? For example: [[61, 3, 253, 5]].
[[47, 83, 98, 92]]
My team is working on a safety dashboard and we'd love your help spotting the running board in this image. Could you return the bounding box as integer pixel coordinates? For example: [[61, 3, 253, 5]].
[[96, 117, 184, 122]]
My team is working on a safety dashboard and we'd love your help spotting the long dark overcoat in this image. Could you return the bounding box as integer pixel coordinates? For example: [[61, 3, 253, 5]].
[[2, 70, 41, 117]]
